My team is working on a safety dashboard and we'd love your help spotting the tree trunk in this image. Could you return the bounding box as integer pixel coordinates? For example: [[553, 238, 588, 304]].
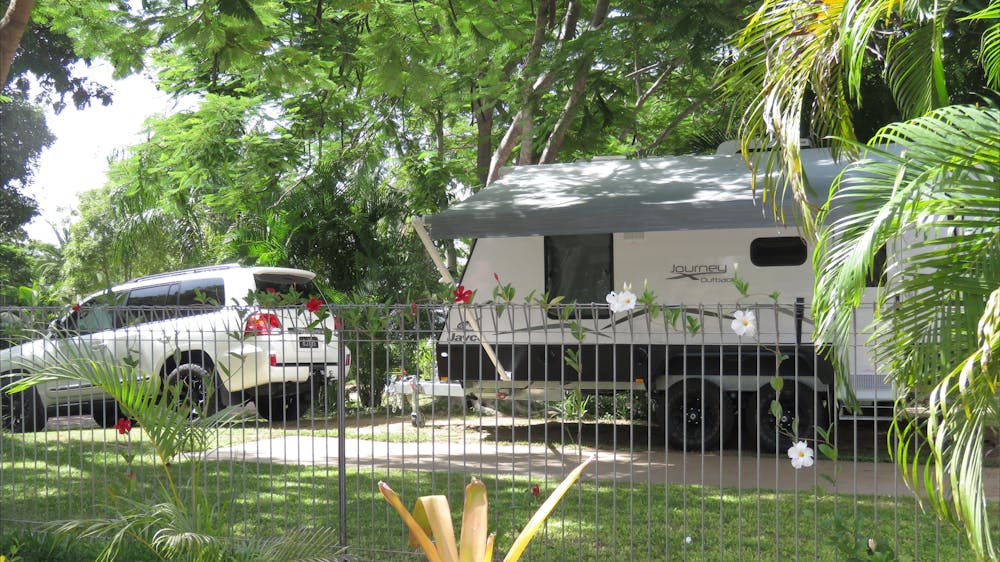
[[517, 105, 534, 165], [487, 0, 558, 184], [538, 67, 589, 163], [472, 96, 493, 186], [539, 0, 609, 163], [0, 0, 36, 86], [487, 108, 524, 185]]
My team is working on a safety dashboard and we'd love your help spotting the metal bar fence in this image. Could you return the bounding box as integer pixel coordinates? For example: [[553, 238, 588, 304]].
[[0, 302, 997, 560]]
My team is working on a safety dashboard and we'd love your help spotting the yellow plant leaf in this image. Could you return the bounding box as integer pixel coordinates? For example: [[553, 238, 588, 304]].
[[459, 478, 490, 562], [378, 481, 446, 562], [502, 454, 596, 562], [483, 533, 496, 562], [413, 495, 460, 562]]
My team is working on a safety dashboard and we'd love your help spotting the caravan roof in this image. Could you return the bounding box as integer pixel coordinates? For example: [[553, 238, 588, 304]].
[[423, 148, 846, 239]]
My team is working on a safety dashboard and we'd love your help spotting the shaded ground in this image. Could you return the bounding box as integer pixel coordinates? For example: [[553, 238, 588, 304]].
[[48, 409, 996, 464], [37, 411, 1000, 499]]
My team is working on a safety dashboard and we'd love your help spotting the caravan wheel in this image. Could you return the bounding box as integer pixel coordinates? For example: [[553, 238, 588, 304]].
[[659, 380, 733, 451], [746, 381, 828, 454]]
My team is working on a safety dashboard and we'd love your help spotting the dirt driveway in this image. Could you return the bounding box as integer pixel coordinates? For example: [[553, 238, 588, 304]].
[[46, 413, 1000, 499], [209, 414, 1000, 500]]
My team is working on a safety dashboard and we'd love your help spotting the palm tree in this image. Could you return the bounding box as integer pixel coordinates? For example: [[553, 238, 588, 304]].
[[721, 1, 1000, 558]]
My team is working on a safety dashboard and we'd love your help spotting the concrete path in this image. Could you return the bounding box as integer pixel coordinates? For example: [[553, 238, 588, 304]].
[[201, 436, 1000, 500]]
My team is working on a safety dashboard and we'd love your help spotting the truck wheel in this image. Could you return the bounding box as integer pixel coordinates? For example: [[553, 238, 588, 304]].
[[257, 389, 312, 423], [747, 381, 827, 454], [659, 380, 733, 451], [92, 400, 126, 428], [1, 385, 46, 433], [165, 363, 221, 419]]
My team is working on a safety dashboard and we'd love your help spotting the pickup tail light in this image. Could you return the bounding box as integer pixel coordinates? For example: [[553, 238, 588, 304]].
[[245, 312, 281, 336], [333, 315, 343, 331]]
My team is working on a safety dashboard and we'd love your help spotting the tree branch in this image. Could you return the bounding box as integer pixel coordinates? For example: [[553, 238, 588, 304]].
[[538, 0, 609, 163], [0, 0, 36, 86], [646, 94, 709, 152]]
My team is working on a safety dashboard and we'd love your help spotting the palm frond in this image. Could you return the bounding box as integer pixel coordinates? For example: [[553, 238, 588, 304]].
[[719, 0, 867, 235], [885, 20, 951, 117], [959, 1, 1000, 88], [254, 527, 345, 561], [814, 103, 1000, 559]]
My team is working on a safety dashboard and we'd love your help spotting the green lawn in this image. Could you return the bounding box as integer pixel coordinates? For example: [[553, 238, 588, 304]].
[[1, 428, 990, 561]]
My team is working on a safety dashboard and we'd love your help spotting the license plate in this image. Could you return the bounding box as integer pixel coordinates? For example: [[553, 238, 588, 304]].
[[299, 336, 320, 348]]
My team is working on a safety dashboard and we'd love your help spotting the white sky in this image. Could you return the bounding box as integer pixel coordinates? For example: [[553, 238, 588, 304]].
[[24, 63, 178, 245]]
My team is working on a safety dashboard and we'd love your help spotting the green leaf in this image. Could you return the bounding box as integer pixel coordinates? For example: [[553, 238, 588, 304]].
[[565, 349, 581, 373], [685, 315, 700, 335], [818, 443, 838, 462], [770, 375, 784, 393], [733, 276, 750, 297], [769, 399, 783, 420]]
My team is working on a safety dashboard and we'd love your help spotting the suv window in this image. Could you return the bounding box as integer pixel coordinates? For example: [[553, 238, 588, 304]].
[[544, 234, 613, 318], [60, 292, 125, 335], [178, 278, 226, 312], [126, 283, 178, 324], [254, 275, 321, 300]]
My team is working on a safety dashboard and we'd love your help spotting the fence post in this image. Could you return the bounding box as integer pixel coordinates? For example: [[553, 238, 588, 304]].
[[336, 314, 347, 548]]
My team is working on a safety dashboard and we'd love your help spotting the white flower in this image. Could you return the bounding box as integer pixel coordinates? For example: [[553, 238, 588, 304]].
[[730, 309, 756, 337], [787, 440, 814, 469], [606, 283, 637, 313]]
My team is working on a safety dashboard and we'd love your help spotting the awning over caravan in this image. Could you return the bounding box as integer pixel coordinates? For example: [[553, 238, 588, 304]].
[[422, 149, 846, 239]]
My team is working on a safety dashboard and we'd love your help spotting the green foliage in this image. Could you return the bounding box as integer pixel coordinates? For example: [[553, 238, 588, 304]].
[[60, 187, 194, 296], [828, 513, 896, 561], [2, 329, 345, 561], [554, 389, 592, 421], [3, 443, 985, 561], [15, 0, 749, 305], [724, 0, 1000, 556], [0, 96, 48, 236], [814, 109, 1000, 559], [0, 529, 156, 562], [0, 243, 33, 295]]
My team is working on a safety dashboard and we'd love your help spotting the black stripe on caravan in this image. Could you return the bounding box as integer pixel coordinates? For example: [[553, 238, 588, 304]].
[[436, 343, 834, 388]]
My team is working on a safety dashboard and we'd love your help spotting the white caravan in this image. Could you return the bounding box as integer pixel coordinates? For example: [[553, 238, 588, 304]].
[[415, 147, 895, 452]]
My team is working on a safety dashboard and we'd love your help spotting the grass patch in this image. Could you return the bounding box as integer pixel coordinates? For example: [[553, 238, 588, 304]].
[[2, 431, 993, 561], [0, 529, 158, 562]]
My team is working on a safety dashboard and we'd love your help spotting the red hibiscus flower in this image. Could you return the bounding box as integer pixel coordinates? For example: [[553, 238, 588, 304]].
[[411, 302, 418, 316], [453, 285, 472, 303], [72, 303, 81, 312], [531, 484, 540, 498], [266, 287, 277, 294], [114, 417, 132, 434], [305, 297, 323, 314]]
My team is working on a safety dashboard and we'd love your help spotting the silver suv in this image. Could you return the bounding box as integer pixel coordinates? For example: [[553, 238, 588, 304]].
[[1, 264, 350, 432]]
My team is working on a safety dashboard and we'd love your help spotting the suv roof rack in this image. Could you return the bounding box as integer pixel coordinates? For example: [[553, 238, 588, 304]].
[[127, 263, 242, 284]]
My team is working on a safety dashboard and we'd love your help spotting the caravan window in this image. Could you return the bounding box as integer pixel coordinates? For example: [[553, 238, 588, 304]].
[[544, 234, 613, 317], [750, 237, 807, 267]]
